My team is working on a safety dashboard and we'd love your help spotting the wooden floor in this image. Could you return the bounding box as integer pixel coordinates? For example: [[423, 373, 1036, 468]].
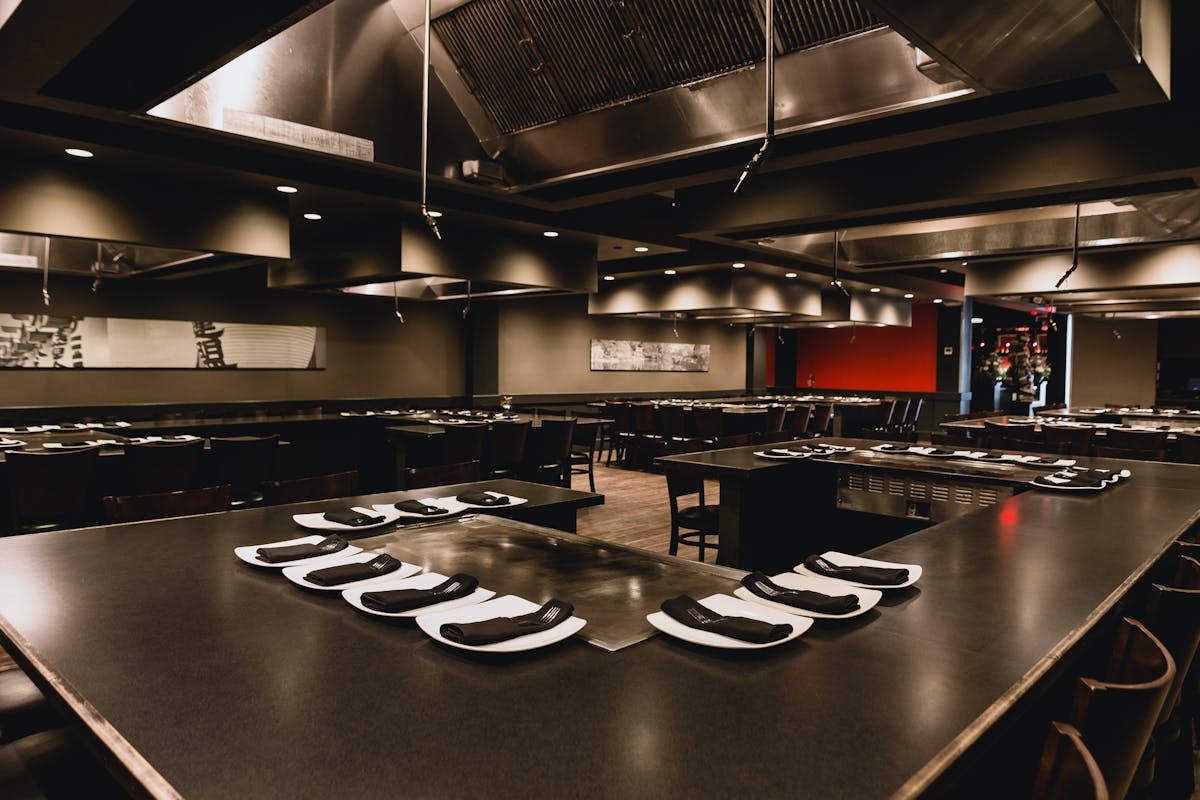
[[573, 459, 720, 563]]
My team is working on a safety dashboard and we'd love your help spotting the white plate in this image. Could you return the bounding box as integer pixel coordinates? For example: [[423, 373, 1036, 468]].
[[911, 447, 969, 458], [41, 442, 97, 450], [416, 595, 587, 653], [126, 436, 163, 444], [734, 573, 882, 619], [292, 505, 404, 531], [754, 450, 811, 460], [0, 439, 25, 448], [372, 497, 471, 520], [810, 443, 855, 453], [234, 535, 364, 568], [454, 491, 528, 509], [281, 554, 421, 591], [794, 551, 922, 589], [646, 594, 811, 650], [870, 444, 922, 455], [0, 426, 48, 434], [342, 571, 496, 618], [1029, 477, 1108, 492]]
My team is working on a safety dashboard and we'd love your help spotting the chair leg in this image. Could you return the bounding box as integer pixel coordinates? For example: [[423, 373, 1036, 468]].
[[697, 534, 705, 563], [668, 522, 679, 556], [587, 461, 595, 493]]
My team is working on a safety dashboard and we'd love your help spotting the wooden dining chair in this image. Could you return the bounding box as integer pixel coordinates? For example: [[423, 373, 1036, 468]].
[[209, 435, 278, 505], [521, 419, 576, 486], [261, 470, 359, 505], [1105, 428, 1168, 452], [807, 403, 833, 436], [1092, 445, 1166, 462], [398, 461, 480, 490], [569, 422, 599, 492], [663, 463, 719, 563], [102, 484, 232, 523], [761, 405, 786, 434], [604, 403, 636, 466], [124, 440, 205, 495], [1044, 425, 1095, 457], [1031, 721, 1109, 800], [484, 420, 530, 478], [784, 406, 812, 439], [5, 447, 102, 534], [442, 425, 486, 465], [898, 398, 923, 439], [1071, 617, 1174, 800], [691, 406, 726, 447], [1176, 431, 1200, 465]]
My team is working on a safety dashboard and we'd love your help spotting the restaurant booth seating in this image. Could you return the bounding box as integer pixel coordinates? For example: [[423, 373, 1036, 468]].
[[5, 448, 101, 534], [103, 484, 232, 524], [261, 470, 359, 505], [664, 464, 719, 563], [1031, 721, 1109, 800]]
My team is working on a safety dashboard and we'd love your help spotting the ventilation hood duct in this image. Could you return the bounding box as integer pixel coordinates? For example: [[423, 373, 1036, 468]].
[[588, 271, 822, 321], [778, 288, 912, 326]]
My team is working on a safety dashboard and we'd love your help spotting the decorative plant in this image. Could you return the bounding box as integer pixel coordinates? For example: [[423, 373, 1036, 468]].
[[1030, 354, 1052, 385], [979, 351, 1007, 383]]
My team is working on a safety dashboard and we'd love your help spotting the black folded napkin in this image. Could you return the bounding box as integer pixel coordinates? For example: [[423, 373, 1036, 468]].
[[456, 491, 510, 507], [766, 448, 799, 456], [740, 572, 859, 615], [305, 553, 403, 586], [973, 451, 1007, 460], [659, 595, 792, 644], [256, 535, 348, 563], [394, 499, 448, 516], [322, 508, 385, 527], [440, 598, 573, 645], [921, 448, 954, 456], [361, 574, 479, 613], [803, 555, 909, 586]]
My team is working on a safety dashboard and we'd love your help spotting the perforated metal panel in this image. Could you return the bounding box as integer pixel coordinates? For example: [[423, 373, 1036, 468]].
[[837, 469, 1015, 522], [433, 0, 881, 134]]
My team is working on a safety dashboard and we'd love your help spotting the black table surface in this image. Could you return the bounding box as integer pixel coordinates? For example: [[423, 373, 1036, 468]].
[[2, 469, 1199, 798]]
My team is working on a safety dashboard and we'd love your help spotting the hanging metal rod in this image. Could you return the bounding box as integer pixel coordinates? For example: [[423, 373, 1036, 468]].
[[733, 0, 774, 194], [420, 0, 442, 240], [1054, 203, 1082, 288]]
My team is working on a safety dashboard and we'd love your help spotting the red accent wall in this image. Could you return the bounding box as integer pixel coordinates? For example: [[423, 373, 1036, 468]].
[[793, 303, 938, 392]]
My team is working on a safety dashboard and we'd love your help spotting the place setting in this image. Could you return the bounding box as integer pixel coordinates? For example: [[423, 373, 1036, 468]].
[[292, 505, 405, 531], [1030, 466, 1132, 492], [0, 437, 26, 449], [733, 571, 882, 619], [416, 595, 587, 653], [281, 551, 422, 592], [646, 593, 811, 650], [234, 534, 365, 568], [343, 572, 495, 619], [794, 551, 922, 590]]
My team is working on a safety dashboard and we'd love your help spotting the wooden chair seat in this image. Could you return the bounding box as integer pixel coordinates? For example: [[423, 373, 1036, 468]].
[[399, 461, 480, 490], [102, 484, 232, 524], [261, 470, 359, 505]]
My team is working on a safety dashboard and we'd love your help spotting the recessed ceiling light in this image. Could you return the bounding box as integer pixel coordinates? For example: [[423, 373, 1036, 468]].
[[961, 261, 968, 266], [938, 268, 949, 274], [634, 246, 649, 253], [732, 262, 746, 269], [825, 324, 837, 329], [870, 287, 881, 293], [903, 293, 914, 299], [427, 210, 443, 218], [664, 269, 677, 276], [785, 272, 797, 278], [933, 298, 944, 304], [543, 231, 559, 238], [64, 148, 93, 158], [1146, 314, 1161, 319], [603, 275, 615, 281], [276, 185, 298, 194], [303, 213, 322, 220]]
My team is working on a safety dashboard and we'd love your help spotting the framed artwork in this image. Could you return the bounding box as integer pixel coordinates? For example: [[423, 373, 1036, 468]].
[[590, 339, 710, 372]]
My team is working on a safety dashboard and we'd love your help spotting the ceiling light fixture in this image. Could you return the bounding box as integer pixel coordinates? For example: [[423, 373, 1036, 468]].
[[427, 210, 443, 218], [785, 272, 797, 278], [903, 293, 914, 299], [303, 213, 322, 220], [938, 268, 949, 274], [664, 269, 677, 276], [634, 246, 649, 253], [275, 185, 298, 194], [543, 231, 559, 238], [732, 262, 746, 269], [961, 261, 968, 266], [933, 298, 944, 304], [64, 148, 93, 158], [603, 275, 615, 281], [870, 287, 881, 293]]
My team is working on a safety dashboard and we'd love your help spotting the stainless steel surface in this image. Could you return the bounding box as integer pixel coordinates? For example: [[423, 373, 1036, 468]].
[[837, 467, 1014, 521], [354, 516, 740, 651], [587, 270, 823, 318], [0, 232, 216, 278], [774, 287, 912, 326]]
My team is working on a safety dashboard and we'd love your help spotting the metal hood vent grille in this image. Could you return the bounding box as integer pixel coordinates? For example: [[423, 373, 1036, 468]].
[[433, 0, 880, 135]]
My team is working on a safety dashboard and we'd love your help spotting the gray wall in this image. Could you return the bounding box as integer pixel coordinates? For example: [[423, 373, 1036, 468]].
[[1069, 315, 1158, 407], [0, 269, 465, 408], [497, 294, 747, 397]]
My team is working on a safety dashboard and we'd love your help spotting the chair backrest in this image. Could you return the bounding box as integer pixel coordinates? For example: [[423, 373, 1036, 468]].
[[692, 407, 726, 438], [1106, 428, 1167, 451], [808, 403, 833, 434], [713, 433, 754, 449], [124, 440, 205, 495], [485, 421, 530, 471], [658, 405, 689, 437], [442, 426, 486, 464], [103, 484, 232, 523], [210, 435, 278, 500], [877, 399, 898, 426], [1031, 721, 1109, 800], [526, 419, 576, 465], [607, 403, 635, 434], [261, 470, 359, 505], [1141, 556, 1200, 724], [785, 405, 812, 435], [632, 404, 658, 435], [762, 405, 786, 433], [664, 464, 704, 518], [1043, 425, 1095, 456], [903, 398, 923, 425], [1071, 617, 1175, 800], [398, 461, 480, 490], [6, 447, 102, 532], [1009, 437, 1069, 455], [1176, 431, 1200, 465], [1092, 445, 1166, 462], [572, 421, 599, 451]]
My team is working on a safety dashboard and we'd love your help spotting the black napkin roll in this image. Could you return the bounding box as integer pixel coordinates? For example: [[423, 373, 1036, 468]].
[[456, 491, 510, 507], [256, 535, 348, 563], [803, 555, 909, 586], [766, 448, 797, 456], [440, 598, 573, 645], [659, 595, 792, 644], [394, 500, 448, 516], [305, 553, 403, 586], [322, 508, 385, 527], [361, 574, 479, 613], [740, 572, 859, 615]]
